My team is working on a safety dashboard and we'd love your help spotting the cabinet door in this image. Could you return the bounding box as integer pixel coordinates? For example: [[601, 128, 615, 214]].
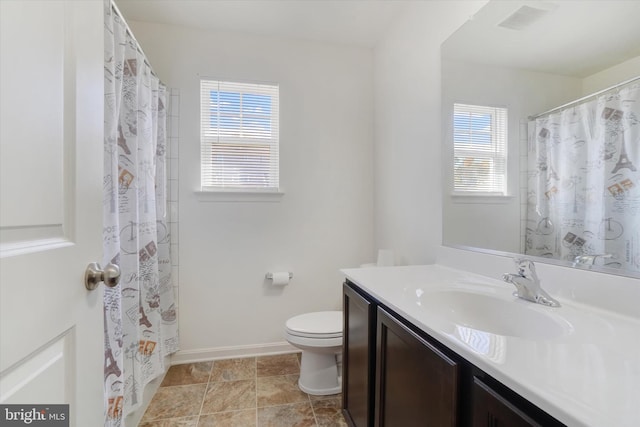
[[472, 377, 541, 427], [375, 308, 459, 427], [343, 283, 376, 427]]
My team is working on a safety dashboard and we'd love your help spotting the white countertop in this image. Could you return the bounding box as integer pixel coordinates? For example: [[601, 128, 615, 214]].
[[341, 264, 640, 427]]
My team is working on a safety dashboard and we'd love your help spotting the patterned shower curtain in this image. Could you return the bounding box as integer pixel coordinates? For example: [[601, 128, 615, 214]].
[[525, 80, 640, 272], [103, 2, 179, 426]]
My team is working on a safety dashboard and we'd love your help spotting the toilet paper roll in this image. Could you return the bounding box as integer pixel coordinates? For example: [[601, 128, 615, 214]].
[[271, 272, 290, 286]]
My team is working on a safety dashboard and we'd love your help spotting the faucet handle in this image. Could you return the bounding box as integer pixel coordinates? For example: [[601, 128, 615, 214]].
[[507, 258, 560, 307], [514, 258, 538, 281]]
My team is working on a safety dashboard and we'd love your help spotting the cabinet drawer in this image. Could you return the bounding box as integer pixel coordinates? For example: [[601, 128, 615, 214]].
[[472, 377, 541, 427]]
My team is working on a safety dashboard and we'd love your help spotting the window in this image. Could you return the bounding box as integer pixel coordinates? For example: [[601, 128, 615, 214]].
[[453, 103, 507, 195], [200, 79, 279, 191]]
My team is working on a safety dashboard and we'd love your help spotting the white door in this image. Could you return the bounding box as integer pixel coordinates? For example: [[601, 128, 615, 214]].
[[0, 1, 105, 426]]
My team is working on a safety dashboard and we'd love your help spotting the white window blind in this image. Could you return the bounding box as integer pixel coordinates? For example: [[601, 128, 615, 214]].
[[453, 103, 507, 195], [200, 79, 279, 191]]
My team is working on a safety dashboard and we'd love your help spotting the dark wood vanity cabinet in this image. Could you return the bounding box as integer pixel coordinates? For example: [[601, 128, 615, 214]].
[[472, 377, 541, 427], [343, 283, 377, 427], [469, 374, 564, 427], [375, 307, 459, 427], [342, 280, 565, 427]]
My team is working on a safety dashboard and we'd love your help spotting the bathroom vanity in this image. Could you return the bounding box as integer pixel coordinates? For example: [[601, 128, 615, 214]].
[[341, 265, 640, 427]]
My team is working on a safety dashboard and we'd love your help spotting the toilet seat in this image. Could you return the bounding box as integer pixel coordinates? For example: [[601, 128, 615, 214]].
[[286, 329, 342, 339], [285, 311, 342, 339]]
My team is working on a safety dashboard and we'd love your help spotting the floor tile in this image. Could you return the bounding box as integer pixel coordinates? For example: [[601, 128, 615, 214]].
[[257, 375, 308, 407], [141, 353, 348, 426], [311, 397, 348, 427], [201, 379, 256, 414], [160, 362, 212, 387], [139, 416, 199, 427], [308, 392, 341, 402], [257, 353, 300, 377], [141, 384, 207, 421], [198, 409, 257, 426], [257, 402, 316, 427], [210, 357, 256, 382]]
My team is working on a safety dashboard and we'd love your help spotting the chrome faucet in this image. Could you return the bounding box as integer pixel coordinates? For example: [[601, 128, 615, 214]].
[[502, 259, 560, 307]]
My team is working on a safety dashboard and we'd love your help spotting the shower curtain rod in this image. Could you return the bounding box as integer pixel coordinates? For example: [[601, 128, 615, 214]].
[[529, 74, 640, 120], [110, 0, 161, 82]]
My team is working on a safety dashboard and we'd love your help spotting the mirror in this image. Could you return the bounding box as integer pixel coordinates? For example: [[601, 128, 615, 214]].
[[442, 0, 640, 277]]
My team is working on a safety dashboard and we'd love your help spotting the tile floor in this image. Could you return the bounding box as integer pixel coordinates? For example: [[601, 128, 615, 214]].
[[140, 353, 347, 427]]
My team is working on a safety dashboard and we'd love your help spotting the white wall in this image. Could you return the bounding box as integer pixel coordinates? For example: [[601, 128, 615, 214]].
[[373, 1, 488, 265], [582, 55, 640, 94], [128, 21, 374, 355], [441, 60, 582, 253]]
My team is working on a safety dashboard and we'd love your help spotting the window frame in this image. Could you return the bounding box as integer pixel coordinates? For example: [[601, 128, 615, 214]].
[[199, 78, 280, 195]]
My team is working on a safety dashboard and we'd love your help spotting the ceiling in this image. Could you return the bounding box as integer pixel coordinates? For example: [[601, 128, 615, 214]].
[[442, 0, 640, 78], [115, 0, 411, 48], [116, 0, 640, 76]]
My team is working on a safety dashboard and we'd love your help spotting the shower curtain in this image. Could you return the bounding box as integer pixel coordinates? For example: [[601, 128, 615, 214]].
[[525, 80, 640, 272], [103, 3, 179, 426]]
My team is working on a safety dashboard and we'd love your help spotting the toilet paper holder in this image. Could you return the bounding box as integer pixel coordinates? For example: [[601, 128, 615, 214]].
[[265, 272, 293, 280]]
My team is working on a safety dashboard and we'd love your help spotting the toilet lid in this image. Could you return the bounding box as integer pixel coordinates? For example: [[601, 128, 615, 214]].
[[286, 311, 342, 338]]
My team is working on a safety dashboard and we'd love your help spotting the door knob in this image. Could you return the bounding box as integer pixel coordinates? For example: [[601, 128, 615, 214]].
[[85, 262, 121, 290]]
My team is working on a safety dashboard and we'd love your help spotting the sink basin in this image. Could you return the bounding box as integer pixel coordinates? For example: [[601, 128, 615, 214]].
[[415, 288, 571, 339]]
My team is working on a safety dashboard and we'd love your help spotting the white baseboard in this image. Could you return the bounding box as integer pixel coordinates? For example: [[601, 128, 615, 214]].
[[170, 341, 299, 365]]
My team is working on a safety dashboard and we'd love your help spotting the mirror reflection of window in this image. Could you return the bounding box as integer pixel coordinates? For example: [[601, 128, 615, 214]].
[[453, 103, 508, 195]]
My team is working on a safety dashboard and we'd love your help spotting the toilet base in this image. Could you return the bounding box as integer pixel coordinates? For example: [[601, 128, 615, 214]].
[[298, 351, 342, 396], [298, 379, 342, 396]]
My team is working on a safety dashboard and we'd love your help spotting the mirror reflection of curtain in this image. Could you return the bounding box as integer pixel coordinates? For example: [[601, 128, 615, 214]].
[[525, 80, 640, 272], [103, 4, 179, 426]]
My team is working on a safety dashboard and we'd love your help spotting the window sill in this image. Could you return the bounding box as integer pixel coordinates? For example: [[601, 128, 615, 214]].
[[195, 189, 284, 203], [450, 193, 514, 204]]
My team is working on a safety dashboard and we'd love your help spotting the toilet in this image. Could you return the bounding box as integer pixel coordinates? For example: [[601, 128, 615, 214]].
[[284, 311, 343, 395]]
